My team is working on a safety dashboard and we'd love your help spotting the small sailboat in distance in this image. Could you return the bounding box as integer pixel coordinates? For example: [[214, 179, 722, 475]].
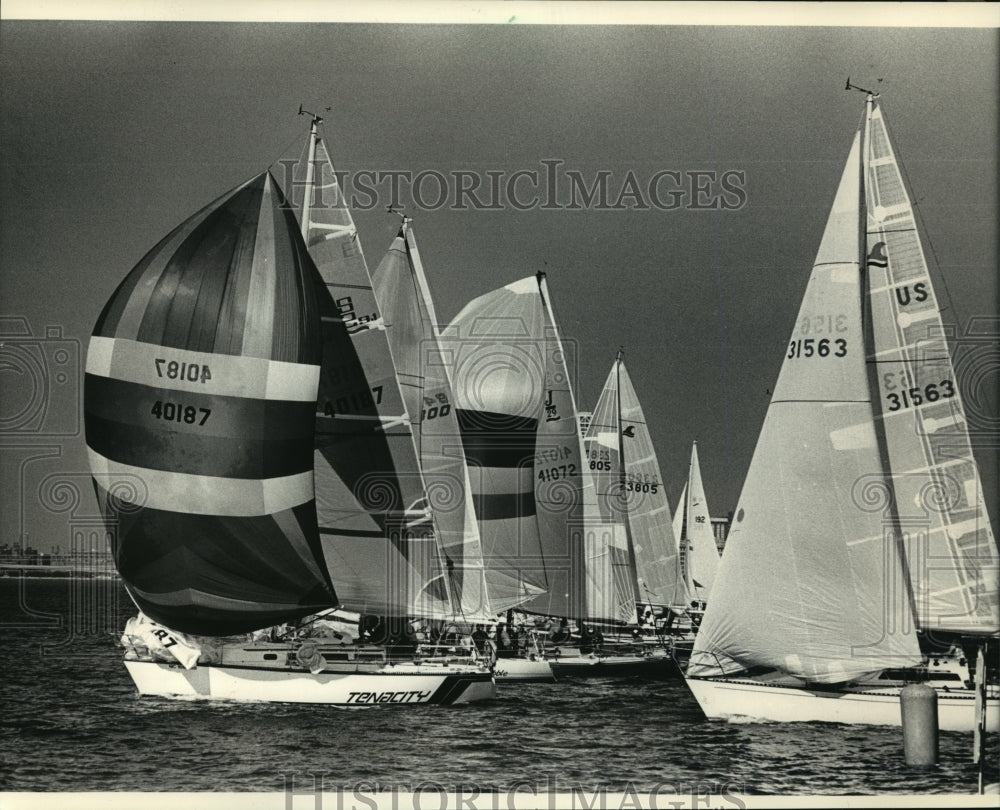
[[674, 441, 721, 604], [685, 91, 999, 731]]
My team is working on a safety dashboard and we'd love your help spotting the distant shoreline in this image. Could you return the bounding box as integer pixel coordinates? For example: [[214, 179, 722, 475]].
[[0, 568, 119, 580]]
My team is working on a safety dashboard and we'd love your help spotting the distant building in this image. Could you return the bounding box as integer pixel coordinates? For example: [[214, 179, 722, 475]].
[[711, 515, 731, 553]]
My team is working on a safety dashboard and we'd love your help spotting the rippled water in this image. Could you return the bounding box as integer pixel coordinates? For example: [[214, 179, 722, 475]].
[[1, 578, 996, 800]]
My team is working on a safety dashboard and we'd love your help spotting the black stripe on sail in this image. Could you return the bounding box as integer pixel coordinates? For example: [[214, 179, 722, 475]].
[[473, 490, 536, 520], [318, 528, 385, 538], [109, 498, 335, 636], [85, 373, 315, 479], [456, 408, 537, 468]]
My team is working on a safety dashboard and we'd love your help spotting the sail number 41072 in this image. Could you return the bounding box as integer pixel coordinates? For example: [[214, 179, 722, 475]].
[[538, 464, 577, 482]]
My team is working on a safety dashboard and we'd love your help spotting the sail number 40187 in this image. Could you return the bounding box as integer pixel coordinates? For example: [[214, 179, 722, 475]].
[[150, 401, 211, 425], [154, 358, 212, 383], [787, 338, 847, 359], [886, 380, 955, 412]]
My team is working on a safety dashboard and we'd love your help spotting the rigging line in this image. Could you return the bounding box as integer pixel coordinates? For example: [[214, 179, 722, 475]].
[[266, 116, 315, 177], [878, 97, 958, 322]]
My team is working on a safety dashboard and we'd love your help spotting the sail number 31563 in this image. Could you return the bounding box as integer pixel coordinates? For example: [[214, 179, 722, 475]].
[[787, 338, 847, 359], [886, 380, 954, 412]]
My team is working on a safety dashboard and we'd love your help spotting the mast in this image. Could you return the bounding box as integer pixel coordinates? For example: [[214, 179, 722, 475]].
[[858, 90, 921, 638], [682, 445, 694, 595], [614, 349, 643, 607], [298, 105, 323, 239]]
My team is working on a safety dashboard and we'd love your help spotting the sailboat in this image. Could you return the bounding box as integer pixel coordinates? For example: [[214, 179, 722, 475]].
[[673, 441, 721, 604], [444, 277, 674, 677], [370, 217, 553, 683], [685, 92, 999, 732], [566, 349, 690, 676], [84, 116, 494, 705], [585, 352, 690, 612]]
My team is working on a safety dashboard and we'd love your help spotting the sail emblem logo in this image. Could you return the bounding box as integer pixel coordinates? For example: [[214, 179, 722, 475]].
[[622, 426, 636, 438], [544, 390, 559, 422], [866, 242, 889, 269]]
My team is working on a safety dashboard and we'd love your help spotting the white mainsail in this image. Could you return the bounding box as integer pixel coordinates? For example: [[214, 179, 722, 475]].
[[585, 354, 688, 613], [681, 442, 720, 602], [689, 127, 924, 683], [371, 220, 494, 622], [672, 482, 686, 564], [293, 120, 451, 619], [862, 101, 999, 635]]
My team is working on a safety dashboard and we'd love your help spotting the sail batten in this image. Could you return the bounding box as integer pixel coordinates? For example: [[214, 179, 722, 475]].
[[863, 99, 999, 634]]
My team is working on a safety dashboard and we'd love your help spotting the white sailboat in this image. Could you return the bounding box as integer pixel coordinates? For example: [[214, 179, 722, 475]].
[[371, 216, 553, 683], [674, 441, 721, 604], [585, 353, 690, 611], [445, 278, 674, 677], [88, 114, 494, 705], [685, 92, 999, 732]]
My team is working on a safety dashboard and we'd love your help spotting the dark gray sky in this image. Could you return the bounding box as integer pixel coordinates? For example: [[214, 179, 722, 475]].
[[1, 10, 997, 553]]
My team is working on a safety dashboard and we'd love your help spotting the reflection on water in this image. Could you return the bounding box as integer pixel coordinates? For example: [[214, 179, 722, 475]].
[[0, 578, 996, 796]]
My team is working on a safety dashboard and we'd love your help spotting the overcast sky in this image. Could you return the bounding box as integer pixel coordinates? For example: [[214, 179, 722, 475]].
[[1, 5, 997, 553]]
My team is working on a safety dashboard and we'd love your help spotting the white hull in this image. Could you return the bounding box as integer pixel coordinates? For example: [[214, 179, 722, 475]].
[[549, 647, 679, 678], [124, 659, 495, 705], [686, 676, 999, 733], [492, 655, 556, 683]]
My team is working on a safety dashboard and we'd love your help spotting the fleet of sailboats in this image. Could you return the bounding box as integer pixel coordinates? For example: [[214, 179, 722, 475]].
[[83, 92, 997, 727]]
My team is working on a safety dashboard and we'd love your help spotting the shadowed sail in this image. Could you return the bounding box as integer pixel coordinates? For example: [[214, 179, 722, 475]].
[[294, 122, 451, 618], [85, 172, 336, 635], [371, 220, 493, 622]]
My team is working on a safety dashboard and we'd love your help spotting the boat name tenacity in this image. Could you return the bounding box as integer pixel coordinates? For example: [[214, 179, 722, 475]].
[[345, 690, 433, 704], [275, 160, 748, 212]]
